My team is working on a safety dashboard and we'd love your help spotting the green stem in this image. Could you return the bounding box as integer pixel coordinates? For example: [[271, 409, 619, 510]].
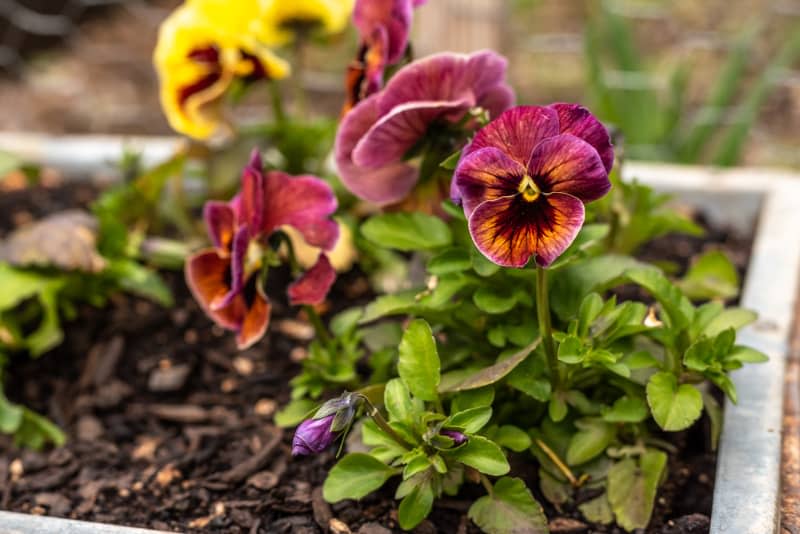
[[292, 31, 308, 119], [363, 400, 413, 450], [536, 266, 560, 390], [304, 305, 331, 345], [479, 473, 494, 496], [269, 81, 286, 125]]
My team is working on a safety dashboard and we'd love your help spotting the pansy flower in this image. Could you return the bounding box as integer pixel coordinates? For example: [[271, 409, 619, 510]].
[[452, 104, 613, 268], [343, 0, 427, 113], [335, 50, 514, 206], [255, 0, 355, 45], [185, 150, 339, 349], [154, 3, 289, 140]]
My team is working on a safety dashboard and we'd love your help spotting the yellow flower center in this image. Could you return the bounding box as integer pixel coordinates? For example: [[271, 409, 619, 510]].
[[244, 238, 265, 278], [518, 175, 541, 202]]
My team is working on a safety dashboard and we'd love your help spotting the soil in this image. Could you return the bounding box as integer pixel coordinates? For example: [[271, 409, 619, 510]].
[[0, 182, 752, 534]]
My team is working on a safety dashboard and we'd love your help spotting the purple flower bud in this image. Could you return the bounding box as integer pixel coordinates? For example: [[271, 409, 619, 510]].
[[292, 414, 338, 456], [440, 429, 468, 446]]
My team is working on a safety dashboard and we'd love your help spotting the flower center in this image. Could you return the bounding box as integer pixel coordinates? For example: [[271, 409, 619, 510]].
[[244, 239, 265, 278], [518, 175, 541, 202]]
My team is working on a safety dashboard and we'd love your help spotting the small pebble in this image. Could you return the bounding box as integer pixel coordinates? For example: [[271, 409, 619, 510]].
[[232, 356, 254, 376], [254, 398, 277, 417], [329, 518, 352, 534], [148, 363, 191, 392]]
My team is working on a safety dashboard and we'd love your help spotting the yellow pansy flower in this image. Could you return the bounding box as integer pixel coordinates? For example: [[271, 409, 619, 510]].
[[255, 0, 355, 45], [154, 3, 290, 140]]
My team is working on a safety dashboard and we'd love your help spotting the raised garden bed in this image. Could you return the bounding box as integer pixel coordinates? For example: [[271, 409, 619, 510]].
[[0, 155, 797, 533]]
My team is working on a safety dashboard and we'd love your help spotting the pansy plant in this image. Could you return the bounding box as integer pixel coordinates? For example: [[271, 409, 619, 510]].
[[185, 149, 339, 349]]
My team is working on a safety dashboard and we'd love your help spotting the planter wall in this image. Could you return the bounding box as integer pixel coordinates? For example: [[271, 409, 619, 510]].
[[0, 135, 799, 533]]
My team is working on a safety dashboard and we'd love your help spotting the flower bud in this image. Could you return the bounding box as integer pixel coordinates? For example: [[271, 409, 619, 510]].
[[292, 414, 338, 456], [440, 429, 468, 446]]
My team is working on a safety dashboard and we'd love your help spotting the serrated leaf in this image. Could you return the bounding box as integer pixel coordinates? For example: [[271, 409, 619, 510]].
[[323, 453, 396, 502], [361, 213, 451, 251], [398, 320, 440, 401], [607, 450, 667, 531], [646, 372, 703, 431], [469, 477, 548, 534]]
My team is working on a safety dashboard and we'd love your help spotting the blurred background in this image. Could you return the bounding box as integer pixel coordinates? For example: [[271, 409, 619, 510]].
[[0, 0, 798, 168]]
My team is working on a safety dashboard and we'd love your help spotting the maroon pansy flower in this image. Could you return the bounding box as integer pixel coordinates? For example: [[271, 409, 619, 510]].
[[336, 50, 514, 206], [452, 104, 613, 268], [185, 149, 339, 349], [344, 0, 427, 113]]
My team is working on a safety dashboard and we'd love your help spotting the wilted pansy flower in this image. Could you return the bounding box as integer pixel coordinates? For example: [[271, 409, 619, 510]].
[[292, 393, 362, 456], [452, 104, 613, 268], [336, 50, 514, 206], [343, 0, 427, 113], [255, 0, 354, 45], [154, 3, 289, 140], [185, 150, 339, 349]]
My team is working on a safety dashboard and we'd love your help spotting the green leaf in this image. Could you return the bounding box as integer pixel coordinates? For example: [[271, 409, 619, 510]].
[[646, 372, 703, 431], [701, 307, 757, 337], [323, 453, 396, 502], [107, 259, 173, 307], [398, 320, 440, 401], [557, 336, 584, 364], [427, 248, 472, 275], [273, 398, 316, 428], [360, 290, 418, 323], [578, 494, 614, 525], [398, 480, 435, 530], [440, 339, 539, 392], [384, 379, 415, 423], [447, 406, 492, 434], [678, 250, 739, 300], [607, 450, 667, 531], [451, 387, 495, 413], [626, 268, 693, 330], [402, 451, 431, 479], [702, 390, 723, 451], [0, 394, 23, 433], [447, 435, 509, 476], [566, 418, 616, 466], [473, 287, 517, 314], [602, 396, 648, 423], [361, 213, 452, 251], [493, 425, 533, 452], [468, 477, 548, 534], [726, 345, 769, 364]]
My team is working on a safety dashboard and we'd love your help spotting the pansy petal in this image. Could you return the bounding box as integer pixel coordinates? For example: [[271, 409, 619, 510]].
[[477, 84, 516, 121], [550, 103, 614, 172], [454, 147, 527, 217], [239, 149, 265, 233], [468, 192, 585, 268], [288, 254, 337, 305], [185, 249, 244, 331], [235, 286, 271, 350], [465, 51, 514, 114], [210, 225, 249, 310], [353, 0, 412, 64], [203, 201, 236, 252], [527, 134, 611, 202], [464, 105, 560, 165], [261, 171, 339, 250], [335, 93, 418, 204], [352, 99, 473, 168]]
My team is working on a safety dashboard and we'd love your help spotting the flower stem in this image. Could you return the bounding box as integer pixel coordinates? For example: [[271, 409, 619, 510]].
[[363, 400, 413, 450], [536, 266, 560, 389], [304, 305, 331, 345], [534, 438, 578, 486], [292, 30, 308, 119], [269, 81, 286, 125], [479, 473, 494, 496]]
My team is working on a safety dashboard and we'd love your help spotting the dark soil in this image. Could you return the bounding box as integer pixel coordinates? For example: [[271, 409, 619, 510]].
[[0, 182, 752, 533]]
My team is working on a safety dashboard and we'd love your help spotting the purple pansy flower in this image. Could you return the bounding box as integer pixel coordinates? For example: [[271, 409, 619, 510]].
[[292, 393, 362, 456], [292, 414, 338, 456], [185, 149, 339, 349], [452, 104, 613, 268], [344, 0, 427, 111], [336, 50, 514, 206]]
